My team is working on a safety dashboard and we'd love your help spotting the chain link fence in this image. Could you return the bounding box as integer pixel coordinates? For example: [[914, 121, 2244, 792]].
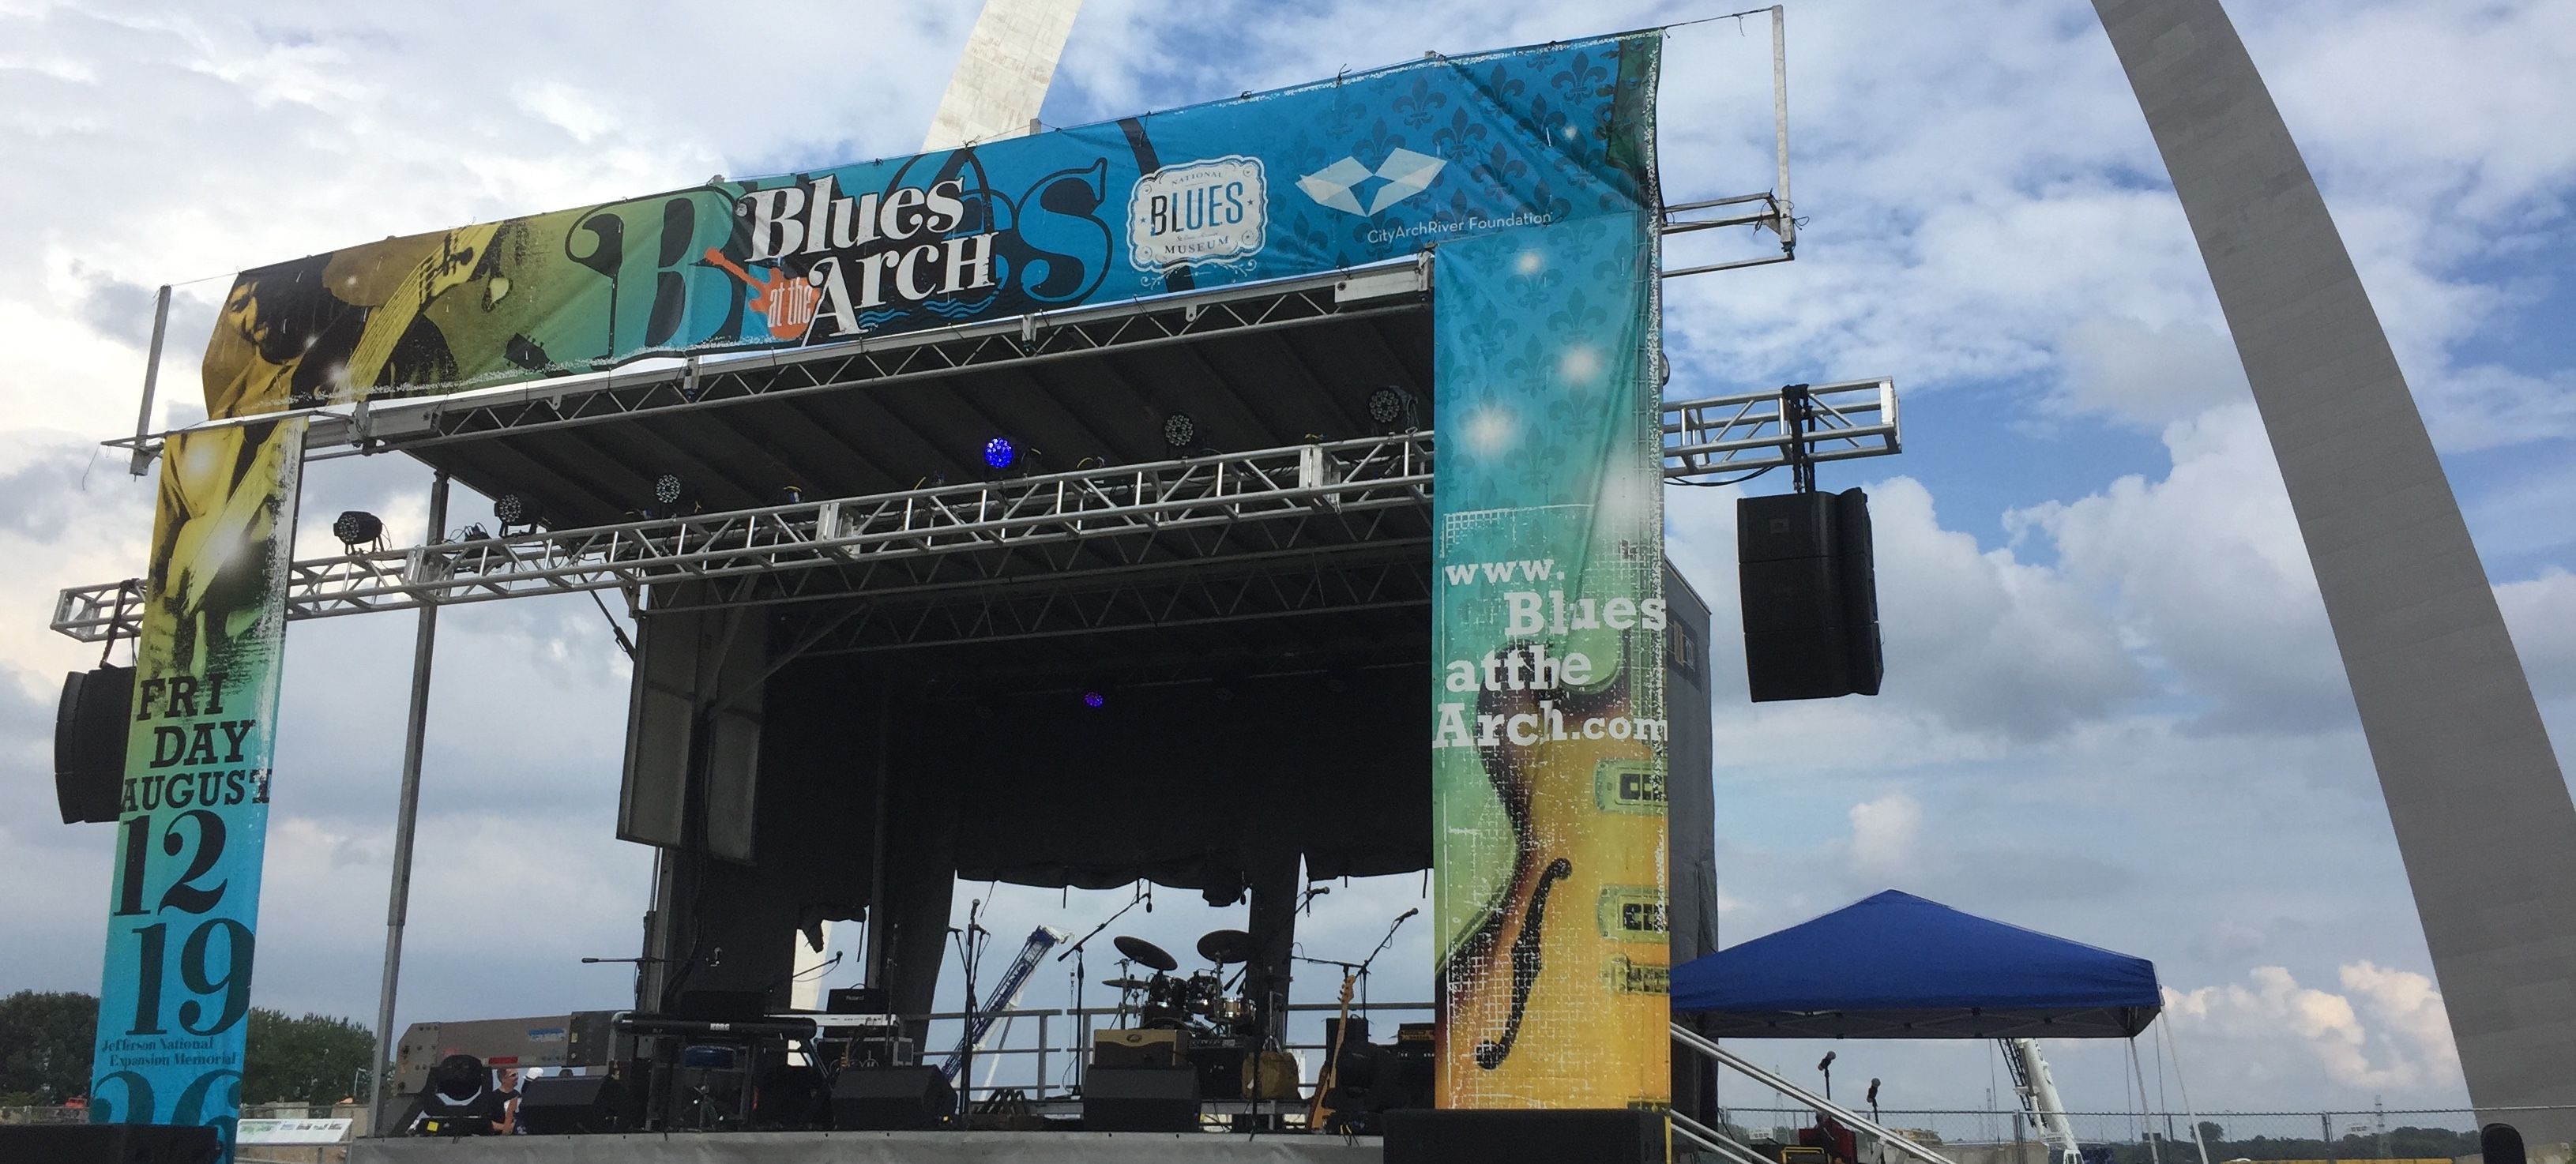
[[1715, 1107, 2562, 1164]]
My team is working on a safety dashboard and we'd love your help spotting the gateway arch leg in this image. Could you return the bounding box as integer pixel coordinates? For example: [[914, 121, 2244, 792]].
[[2095, 0, 2576, 1134]]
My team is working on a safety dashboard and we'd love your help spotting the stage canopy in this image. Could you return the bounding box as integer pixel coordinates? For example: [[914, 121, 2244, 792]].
[[1670, 890, 2161, 1038]]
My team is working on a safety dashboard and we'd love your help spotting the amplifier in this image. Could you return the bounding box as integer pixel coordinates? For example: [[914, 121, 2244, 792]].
[[1092, 1027, 1188, 1068], [1082, 1065, 1198, 1132], [839, 1034, 917, 1068]]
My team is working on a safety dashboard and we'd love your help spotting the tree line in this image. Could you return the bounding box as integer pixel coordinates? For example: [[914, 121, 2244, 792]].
[[0, 990, 374, 1107]]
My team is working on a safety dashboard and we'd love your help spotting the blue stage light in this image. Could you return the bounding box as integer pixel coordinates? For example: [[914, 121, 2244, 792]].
[[1082, 690, 1105, 708], [984, 437, 1016, 470]]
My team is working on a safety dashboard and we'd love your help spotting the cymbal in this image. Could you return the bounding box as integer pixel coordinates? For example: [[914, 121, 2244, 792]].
[[1195, 928, 1254, 966], [1114, 934, 1179, 973], [1100, 978, 1153, 991]]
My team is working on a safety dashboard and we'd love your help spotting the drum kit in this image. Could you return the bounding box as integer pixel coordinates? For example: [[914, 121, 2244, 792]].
[[1101, 929, 1263, 1037]]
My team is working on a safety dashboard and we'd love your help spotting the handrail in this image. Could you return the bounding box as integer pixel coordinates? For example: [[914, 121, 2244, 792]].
[[1672, 1023, 1963, 1164], [1674, 1107, 1790, 1164]]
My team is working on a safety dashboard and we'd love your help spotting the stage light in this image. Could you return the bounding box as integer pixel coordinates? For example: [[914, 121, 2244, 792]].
[[1367, 385, 1419, 430], [983, 437, 1017, 471], [1082, 690, 1105, 708], [493, 491, 539, 529], [778, 484, 804, 505], [652, 473, 696, 513], [331, 510, 384, 551], [1161, 413, 1198, 452]]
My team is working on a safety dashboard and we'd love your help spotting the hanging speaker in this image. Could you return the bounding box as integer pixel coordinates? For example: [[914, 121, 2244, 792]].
[[1738, 488, 1882, 702], [55, 665, 133, 824]]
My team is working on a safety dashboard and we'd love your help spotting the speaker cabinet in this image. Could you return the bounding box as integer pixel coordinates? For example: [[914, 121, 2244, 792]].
[[1739, 488, 1882, 701], [1081, 1065, 1198, 1132], [517, 1074, 635, 1135], [1384, 1108, 1664, 1164], [55, 665, 133, 824], [0, 1124, 220, 1163], [829, 1065, 954, 1131]]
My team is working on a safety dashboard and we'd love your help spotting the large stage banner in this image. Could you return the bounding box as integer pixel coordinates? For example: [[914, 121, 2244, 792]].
[[201, 34, 1657, 417], [89, 420, 306, 1158], [1428, 45, 1668, 1110]]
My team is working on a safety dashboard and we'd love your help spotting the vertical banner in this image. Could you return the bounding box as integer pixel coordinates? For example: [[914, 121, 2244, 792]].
[[1430, 206, 1669, 1109], [91, 419, 305, 1156]]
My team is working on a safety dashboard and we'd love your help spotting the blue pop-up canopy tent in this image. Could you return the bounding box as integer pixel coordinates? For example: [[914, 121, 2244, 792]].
[[1669, 890, 2161, 1038]]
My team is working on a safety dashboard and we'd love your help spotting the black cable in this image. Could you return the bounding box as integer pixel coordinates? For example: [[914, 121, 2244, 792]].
[[589, 590, 636, 659], [1668, 464, 1774, 488]]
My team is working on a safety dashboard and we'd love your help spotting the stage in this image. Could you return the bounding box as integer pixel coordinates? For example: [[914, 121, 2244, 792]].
[[351, 1130, 1385, 1164]]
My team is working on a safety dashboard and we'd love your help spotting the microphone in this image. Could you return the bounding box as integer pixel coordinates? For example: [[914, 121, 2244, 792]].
[[1867, 1078, 1882, 1105], [1396, 908, 1419, 922], [1817, 1051, 1835, 1072]]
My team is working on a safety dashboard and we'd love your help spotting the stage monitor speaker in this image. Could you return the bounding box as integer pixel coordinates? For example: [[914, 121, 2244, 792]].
[[829, 1065, 954, 1131], [517, 1074, 635, 1135], [0, 1123, 220, 1163], [1384, 1107, 1663, 1164], [1081, 1065, 1198, 1132], [1739, 488, 1882, 702], [55, 665, 133, 824]]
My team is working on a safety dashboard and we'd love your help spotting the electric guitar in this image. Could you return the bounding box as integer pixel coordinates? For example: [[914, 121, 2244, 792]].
[[1309, 971, 1358, 1131]]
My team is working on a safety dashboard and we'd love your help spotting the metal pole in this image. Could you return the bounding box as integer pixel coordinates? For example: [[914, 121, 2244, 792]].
[[864, 685, 891, 987], [130, 286, 171, 477], [367, 471, 448, 1132], [1770, 6, 1796, 253]]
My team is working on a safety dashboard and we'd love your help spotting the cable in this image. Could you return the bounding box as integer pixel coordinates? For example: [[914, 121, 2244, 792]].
[[1667, 464, 1774, 488], [589, 590, 637, 659]]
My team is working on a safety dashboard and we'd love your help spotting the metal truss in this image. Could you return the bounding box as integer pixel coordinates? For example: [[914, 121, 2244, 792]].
[[275, 261, 1427, 461], [57, 379, 1901, 647], [1662, 377, 1897, 479], [53, 434, 1435, 644]]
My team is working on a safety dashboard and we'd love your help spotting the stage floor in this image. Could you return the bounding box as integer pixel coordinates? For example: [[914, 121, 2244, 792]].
[[350, 1131, 1385, 1163]]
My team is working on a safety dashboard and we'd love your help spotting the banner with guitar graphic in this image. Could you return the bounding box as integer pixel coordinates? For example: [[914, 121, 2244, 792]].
[[1428, 198, 1668, 1107], [89, 419, 306, 1158], [200, 33, 1660, 420]]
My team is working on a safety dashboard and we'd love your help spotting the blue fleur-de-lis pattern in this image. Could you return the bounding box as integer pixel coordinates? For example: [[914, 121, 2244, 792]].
[[204, 32, 1666, 410]]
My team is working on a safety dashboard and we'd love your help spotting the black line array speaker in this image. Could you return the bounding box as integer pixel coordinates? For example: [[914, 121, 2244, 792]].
[[1080, 1065, 1198, 1132], [829, 1065, 954, 1131], [1739, 488, 1882, 702], [1384, 1107, 1664, 1164], [0, 1124, 220, 1163], [517, 1074, 636, 1135], [55, 665, 133, 824]]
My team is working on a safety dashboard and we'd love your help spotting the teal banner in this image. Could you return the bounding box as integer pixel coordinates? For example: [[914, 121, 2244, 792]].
[[1428, 209, 1669, 1106], [203, 35, 1660, 421], [91, 420, 306, 1158]]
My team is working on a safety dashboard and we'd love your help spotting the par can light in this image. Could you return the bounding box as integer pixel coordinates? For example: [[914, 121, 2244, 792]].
[[493, 491, 538, 528], [1161, 413, 1198, 451], [983, 437, 1017, 471], [331, 510, 384, 550]]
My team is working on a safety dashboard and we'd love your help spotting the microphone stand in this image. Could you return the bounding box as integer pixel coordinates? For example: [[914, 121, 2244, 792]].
[[1056, 890, 1149, 1068], [952, 899, 988, 1114]]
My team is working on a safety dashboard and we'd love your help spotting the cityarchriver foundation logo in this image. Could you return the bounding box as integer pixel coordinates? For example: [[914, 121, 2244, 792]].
[[1297, 148, 1446, 216]]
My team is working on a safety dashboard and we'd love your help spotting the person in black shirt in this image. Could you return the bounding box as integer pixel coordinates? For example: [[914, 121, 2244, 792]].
[[408, 1053, 513, 1136]]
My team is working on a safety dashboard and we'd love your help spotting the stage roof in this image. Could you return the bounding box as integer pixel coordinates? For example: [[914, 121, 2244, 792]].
[[1669, 889, 2162, 1038], [400, 276, 1431, 533]]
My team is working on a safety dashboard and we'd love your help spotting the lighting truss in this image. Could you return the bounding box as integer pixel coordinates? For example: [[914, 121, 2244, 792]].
[[57, 380, 1899, 647], [1661, 378, 1898, 479], [53, 434, 1436, 643]]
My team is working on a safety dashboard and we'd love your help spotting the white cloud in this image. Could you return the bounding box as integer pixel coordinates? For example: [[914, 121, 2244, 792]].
[[2165, 963, 2462, 1093], [2010, 405, 2352, 733]]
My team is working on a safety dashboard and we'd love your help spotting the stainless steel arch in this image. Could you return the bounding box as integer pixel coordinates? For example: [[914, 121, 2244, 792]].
[[2096, 0, 2576, 1134]]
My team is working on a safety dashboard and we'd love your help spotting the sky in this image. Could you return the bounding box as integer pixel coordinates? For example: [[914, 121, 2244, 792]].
[[1, 0, 2572, 1124]]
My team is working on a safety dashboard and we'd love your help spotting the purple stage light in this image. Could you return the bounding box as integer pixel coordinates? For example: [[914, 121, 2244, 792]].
[[983, 437, 1016, 470], [1082, 691, 1105, 708]]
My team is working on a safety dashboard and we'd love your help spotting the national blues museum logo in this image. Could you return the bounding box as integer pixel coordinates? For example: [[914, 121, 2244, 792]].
[[1128, 156, 1267, 275]]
